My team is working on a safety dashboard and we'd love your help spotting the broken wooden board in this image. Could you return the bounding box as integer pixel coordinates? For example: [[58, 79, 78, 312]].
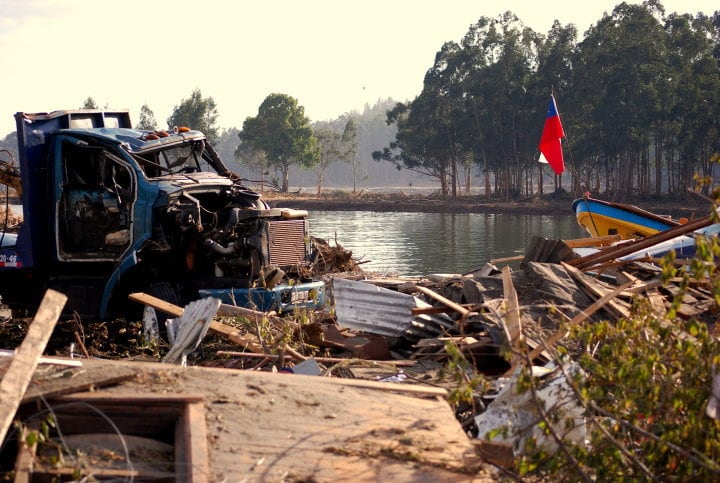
[[19, 362, 138, 404], [562, 262, 632, 320], [0, 289, 67, 444], [66, 358, 492, 481], [501, 266, 522, 370], [416, 285, 477, 326], [568, 214, 715, 270], [18, 393, 208, 482], [129, 292, 264, 352]]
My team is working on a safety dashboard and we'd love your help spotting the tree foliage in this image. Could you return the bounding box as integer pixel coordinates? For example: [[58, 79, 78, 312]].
[[167, 88, 220, 142], [375, 2, 720, 201], [239, 93, 319, 192], [136, 104, 158, 131], [81, 97, 98, 109]]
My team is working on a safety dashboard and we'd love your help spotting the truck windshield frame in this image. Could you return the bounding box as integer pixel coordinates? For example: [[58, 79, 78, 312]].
[[132, 140, 218, 178]]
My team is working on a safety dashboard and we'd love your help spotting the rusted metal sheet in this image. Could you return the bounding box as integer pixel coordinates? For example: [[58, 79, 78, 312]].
[[332, 278, 454, 340]]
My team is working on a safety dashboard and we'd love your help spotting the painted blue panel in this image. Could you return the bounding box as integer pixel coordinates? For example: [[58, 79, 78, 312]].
[[199, 281, 326, 313]]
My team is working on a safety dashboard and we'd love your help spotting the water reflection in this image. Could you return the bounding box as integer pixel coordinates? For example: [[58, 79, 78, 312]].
[[308, 211, 585, 276]]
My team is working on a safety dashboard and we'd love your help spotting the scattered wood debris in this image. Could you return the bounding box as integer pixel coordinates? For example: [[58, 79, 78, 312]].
[[1, 227, 718, 479]]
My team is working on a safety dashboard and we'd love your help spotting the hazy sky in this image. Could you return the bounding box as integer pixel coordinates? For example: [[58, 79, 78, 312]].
[[0, 0, 717, 137]]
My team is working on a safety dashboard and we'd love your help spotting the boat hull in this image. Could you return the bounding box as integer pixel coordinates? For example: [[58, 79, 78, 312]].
[[572, 198, 678, 239]]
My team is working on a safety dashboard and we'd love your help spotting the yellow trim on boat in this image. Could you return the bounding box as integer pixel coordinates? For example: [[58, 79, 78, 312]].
[[576, 212, 661, 239]]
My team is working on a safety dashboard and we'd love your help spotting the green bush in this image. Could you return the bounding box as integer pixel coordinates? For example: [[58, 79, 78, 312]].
[[516, 197, 720, 480]]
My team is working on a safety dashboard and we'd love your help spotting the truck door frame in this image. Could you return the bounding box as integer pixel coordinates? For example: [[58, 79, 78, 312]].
[[53, 136, 137, 262]]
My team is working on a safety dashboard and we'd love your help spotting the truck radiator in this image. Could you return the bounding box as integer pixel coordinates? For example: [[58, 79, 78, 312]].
[[267, 220, 307, 266]]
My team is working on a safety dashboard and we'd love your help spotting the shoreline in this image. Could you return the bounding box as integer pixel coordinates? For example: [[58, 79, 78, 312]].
[[265, 192, 712, 219]]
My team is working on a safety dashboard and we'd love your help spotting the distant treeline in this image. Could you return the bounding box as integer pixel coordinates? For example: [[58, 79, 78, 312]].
[[371, 2, 720, 201], [2, 2, 719, 201]]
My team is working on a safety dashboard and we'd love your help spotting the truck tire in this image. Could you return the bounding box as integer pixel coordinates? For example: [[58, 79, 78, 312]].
[[146, 281, 180, 308], [146, 281, 180, 338]]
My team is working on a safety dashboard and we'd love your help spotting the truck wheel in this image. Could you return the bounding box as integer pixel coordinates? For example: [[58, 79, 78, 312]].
[[146, 281, 180, 339], [146, 281, 180, 308]]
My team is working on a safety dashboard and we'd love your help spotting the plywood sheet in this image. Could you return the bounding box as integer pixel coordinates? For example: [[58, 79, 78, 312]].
[[76, 359, 492, 481]]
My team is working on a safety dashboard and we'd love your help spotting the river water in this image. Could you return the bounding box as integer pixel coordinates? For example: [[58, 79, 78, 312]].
[[307, 210, 586, 276]]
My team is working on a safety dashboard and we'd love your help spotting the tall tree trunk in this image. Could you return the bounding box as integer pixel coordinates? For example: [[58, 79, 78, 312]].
[[464, 163, 472, 195], [281, 164, 290, 193], [538, 165, 544, 197], [655, 134, 662, 196]]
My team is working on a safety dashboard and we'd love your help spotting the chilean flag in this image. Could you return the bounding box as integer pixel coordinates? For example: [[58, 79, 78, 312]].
[[538, 95, 565, 175]]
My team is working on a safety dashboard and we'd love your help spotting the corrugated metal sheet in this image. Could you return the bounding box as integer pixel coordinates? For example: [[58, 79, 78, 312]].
[[332, 278, 455, 340]]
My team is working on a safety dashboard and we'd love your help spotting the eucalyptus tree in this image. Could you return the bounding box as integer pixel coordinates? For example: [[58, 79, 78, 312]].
[[136, 104, 158, 131], [372, 97, 452, 197], [373, 41, 468, 198], [167, 89, 219, 142], [341, 118, 360, 193], [313, 127, 343, 195], [82, 97, 98, 109], [665, 12, 720, 196], [239, 93, 319, 193], [574, 3, 669, 200], [459, 12, 539, 199], [234, 140, 270, 187]]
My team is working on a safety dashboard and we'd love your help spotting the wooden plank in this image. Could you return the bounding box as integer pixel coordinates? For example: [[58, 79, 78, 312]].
[[569, 215, 715, 270], [129, 292, 183, 317], [415, 285, 477, 325], [13, 423, 37, 483], [501, 266, 522, 353], [216, 351, 417, 366], [21, 364, 137, 404], [81, 359, 484, 479], [501, 266, 523, 374], [177, 401, 209, 483], [490, 255, 524, 264], [0, 289, 67, 443], [563, 234, 622, 248], [562, 263, 632, 319], [309, 374, 448, 397], [129, 292, 264, 352], [208, 321, 263, 352], [526, 280, 635, 362], [216, 303, 275, 322], [0, 350, 83, 368]]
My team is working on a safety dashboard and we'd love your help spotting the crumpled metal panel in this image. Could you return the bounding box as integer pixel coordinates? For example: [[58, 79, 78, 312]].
[[332, 278, 455, 340]]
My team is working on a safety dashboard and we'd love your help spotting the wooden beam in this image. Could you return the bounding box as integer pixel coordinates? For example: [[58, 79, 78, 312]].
[[216, 351, 417, 366], [562, 263, 632, 320], [501, 267, 523, 375], [563, 234, 622, 248], [568, 215, 715, 270], [0, 290, 67, 444], [526, 280, 635, 362], [489, 255, 524, 264], [415, 285, 477, 326], [128, 292, 264, 352]]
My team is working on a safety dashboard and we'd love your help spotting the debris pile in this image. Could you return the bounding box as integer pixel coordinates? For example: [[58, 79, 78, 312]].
[[1, 227, 718, 480]]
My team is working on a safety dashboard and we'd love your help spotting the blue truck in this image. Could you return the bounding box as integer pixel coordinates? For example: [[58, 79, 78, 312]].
[[0, 110, 324, 318]]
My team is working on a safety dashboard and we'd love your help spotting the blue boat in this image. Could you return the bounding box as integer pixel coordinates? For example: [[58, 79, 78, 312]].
[[573, 197, 681, 239]]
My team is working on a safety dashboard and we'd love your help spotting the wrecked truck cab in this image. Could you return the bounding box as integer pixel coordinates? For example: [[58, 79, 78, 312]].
[[2, 109, 325, 318]]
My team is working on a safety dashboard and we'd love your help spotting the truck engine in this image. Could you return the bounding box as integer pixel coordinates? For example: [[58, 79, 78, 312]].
[[147, 184, 313, 294]]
